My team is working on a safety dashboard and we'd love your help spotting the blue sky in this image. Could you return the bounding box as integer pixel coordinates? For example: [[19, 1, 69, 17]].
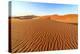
[[11, 1, 78, 16]]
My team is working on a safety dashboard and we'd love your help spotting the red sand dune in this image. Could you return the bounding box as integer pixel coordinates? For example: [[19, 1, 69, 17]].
[[10, 14, 78, 53], [37, 14, 78, 23]]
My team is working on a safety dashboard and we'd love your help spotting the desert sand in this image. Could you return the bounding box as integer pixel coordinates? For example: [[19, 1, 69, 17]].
[[10, 14, 78, 53]]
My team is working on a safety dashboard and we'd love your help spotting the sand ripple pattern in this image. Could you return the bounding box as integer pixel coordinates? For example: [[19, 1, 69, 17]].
[[11, 19, 78, 53]]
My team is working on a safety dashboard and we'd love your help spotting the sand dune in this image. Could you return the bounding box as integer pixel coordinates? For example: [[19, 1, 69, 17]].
[[12, 14, 78, 23], [12, 15, 38, 19], [10, 14, 78, 53], [51, 14, 78, 23], [37, 14, 78, 23]]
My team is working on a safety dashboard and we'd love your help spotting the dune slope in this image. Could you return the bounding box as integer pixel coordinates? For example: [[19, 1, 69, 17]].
[[11, 17, 78, 53]]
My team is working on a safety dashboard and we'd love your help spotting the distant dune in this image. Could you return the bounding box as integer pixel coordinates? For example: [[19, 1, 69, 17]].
[[12, 15, 38, 19], [11, 14, 78, 23], [37, 14, 78, 24], [10, 14, 78, 53], [50, 14, 78, 23]]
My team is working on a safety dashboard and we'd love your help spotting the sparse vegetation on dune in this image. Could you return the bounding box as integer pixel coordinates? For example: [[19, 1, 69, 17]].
[[10, 14, 78, 53]]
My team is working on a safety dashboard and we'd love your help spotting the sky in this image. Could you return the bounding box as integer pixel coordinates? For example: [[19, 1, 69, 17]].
[[11, 1, 78, 16]]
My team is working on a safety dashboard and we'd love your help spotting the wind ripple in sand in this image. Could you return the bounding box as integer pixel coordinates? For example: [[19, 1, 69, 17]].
[[11, 19, 78, 53]]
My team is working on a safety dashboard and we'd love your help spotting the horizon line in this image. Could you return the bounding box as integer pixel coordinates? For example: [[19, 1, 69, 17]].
[[11, 13, 78, 17]]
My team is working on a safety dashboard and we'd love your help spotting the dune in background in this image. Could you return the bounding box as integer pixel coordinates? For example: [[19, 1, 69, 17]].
[[12, 14, 78, 23], [36, 14, 78, 24], [11, 15, 38, 19], [10, 14, 78, 53]]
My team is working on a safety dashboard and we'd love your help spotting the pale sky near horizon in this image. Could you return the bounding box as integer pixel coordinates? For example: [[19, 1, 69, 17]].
[[11, 1, 78, 16]]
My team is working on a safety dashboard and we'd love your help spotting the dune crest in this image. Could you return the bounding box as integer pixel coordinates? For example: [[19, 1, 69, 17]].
[[37, 14, 78, 24]]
